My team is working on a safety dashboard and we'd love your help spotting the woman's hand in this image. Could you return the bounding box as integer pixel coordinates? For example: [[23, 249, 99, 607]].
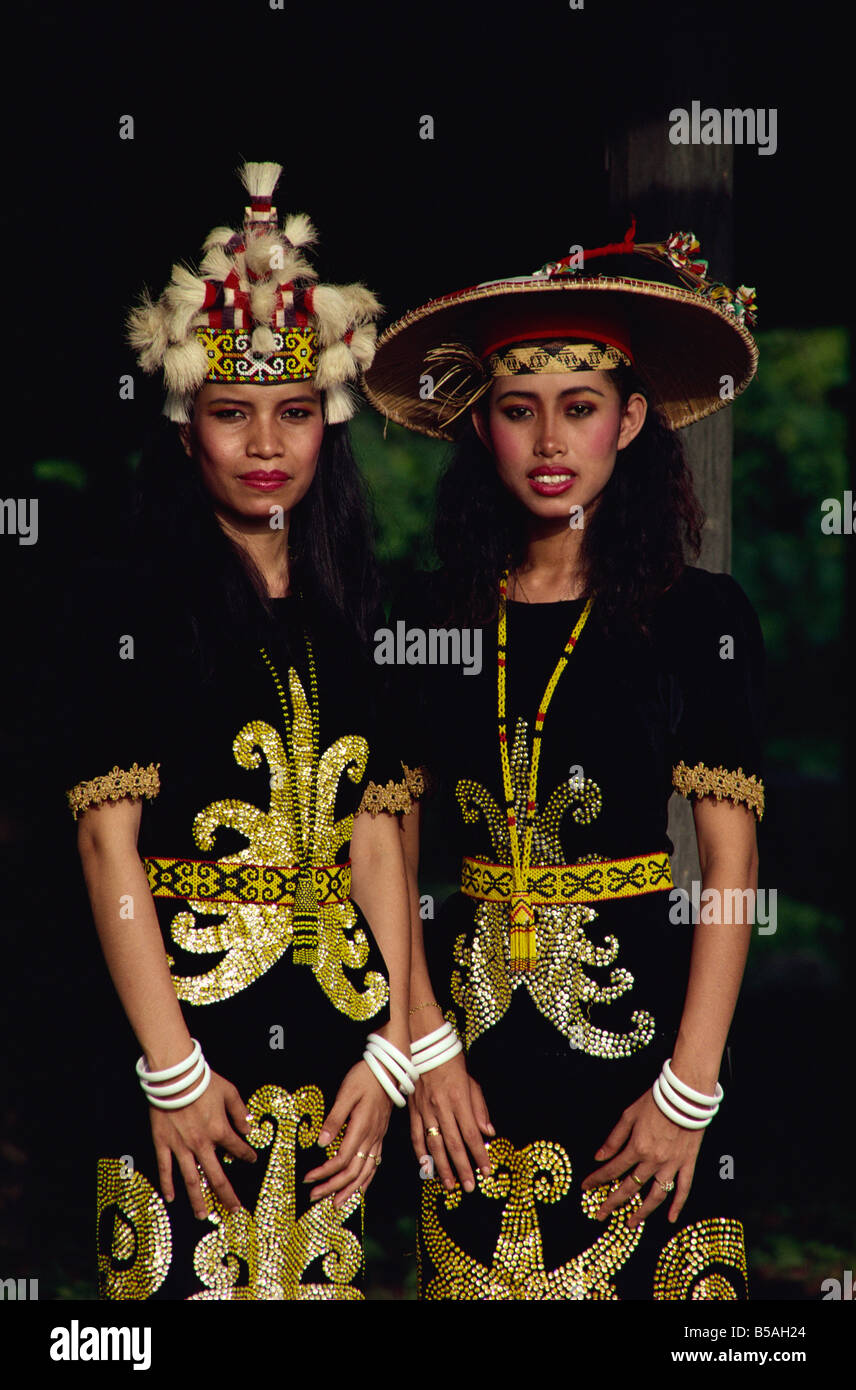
[[303, 1061, 393, 1208], [410, 1052, 494, 1193], [150, 1070, 258, 1220], [580, 1087, 705, 1227]]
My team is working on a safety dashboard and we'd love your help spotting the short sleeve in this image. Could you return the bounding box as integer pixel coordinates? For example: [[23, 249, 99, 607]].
[[357, 576, 438, 817], [58, 568, 162, 821], [666, 570, 766, 821], [353, 601, 427, 819]]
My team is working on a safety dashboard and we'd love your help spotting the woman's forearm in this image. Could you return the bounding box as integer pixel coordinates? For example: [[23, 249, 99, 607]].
[[78, 814, 192, 1074], [349, 809, 412, 1048], [399, 805, 445, 1040], [670, 801, 759, 1094]]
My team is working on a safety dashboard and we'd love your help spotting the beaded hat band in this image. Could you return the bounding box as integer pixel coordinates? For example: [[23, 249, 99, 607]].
[[127, 161, 381, 425], [487, 341, 631, 376]]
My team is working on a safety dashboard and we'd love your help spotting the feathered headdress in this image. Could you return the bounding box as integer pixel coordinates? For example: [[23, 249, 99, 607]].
[[126, 161, 382, 424]]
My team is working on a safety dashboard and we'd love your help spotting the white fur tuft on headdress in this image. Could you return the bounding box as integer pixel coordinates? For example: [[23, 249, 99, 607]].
[[238, 160, 283, 200]]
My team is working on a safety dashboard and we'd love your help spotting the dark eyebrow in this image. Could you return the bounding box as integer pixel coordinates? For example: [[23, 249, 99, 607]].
[[494, 385, 605, 402], [205, 394, 318, 406]]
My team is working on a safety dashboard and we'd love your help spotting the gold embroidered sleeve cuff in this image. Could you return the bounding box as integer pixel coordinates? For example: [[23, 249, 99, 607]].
[[672, 760, 764, 821], [356, 763, 427, 818], [66, 762, 161, 820]]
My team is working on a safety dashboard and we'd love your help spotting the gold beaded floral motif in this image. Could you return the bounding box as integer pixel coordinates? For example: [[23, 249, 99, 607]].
[[66, 762, 161, 820], [672, 760, 765, 821], [419, 1137, 644, 1299], [652, 1217, 748, 1299], [96, 1160, 172, 1299], [166, 665, 388, 1020], [453, 718, 655, 1056], [189, 1084, 363, 1301]]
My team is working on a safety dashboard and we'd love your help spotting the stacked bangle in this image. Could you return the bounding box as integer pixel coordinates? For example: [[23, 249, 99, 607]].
[[363, 1033, 420, 1108], [411, 1020, 463, 1075], [135, 1038, 212, 1111], [651, 1057, 724, 1130]]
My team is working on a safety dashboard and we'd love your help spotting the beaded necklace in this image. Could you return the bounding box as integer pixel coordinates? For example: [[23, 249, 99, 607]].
[[498, 570, 594, 972], [259, 630, 321, 965]]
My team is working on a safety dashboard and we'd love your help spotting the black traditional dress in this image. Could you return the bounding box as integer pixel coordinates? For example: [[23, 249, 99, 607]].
[[394, 565, 765, 1301], [63, 572, 419, 1301]]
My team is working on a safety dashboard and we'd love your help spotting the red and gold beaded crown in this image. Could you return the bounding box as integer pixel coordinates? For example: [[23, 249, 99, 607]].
[[127, 161, 382, 425]]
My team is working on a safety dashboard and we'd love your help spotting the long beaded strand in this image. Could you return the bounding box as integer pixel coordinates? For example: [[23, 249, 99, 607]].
[[498, 570, 594, 972], [259, 632, 321, 965]]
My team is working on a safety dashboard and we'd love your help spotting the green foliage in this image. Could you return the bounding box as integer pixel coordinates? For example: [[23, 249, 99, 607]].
[[732, 328, 849, 780], [349, 411, 447, 574]]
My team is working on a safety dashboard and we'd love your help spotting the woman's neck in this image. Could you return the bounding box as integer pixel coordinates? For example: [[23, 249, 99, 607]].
[[511, 519, 586, 603], [216, 510, 291, 598]]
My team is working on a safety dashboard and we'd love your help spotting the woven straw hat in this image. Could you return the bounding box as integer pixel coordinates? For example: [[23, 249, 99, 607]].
[[362, 224, 757, 438]]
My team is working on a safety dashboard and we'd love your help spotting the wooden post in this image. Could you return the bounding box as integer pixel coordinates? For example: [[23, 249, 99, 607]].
[[606, 121, 735, 896]]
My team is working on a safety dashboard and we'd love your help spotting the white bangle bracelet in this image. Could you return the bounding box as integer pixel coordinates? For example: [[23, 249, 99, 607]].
[[146, 1062, 212, 1111], [414, 1038, 463, 1075], [366, 1033, 420, 1086], [135, 1038, 201, 1084], [652, 1077, 713, 1130], [658, 1069, 718, 1120], [412, 1032, 460, 1065], [411, 1021, 455, 1053], [363, 1049, 407, 1107], [140, 1050, 206, 1098], [365, 1041, 415, 1096], [662, 1058, 724, 1107]]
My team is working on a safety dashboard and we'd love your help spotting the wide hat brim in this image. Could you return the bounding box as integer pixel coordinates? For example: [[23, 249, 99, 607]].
[[362, 270, 758, 438]]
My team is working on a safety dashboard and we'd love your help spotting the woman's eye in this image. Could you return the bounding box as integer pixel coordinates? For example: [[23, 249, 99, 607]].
[[568, 402, 594, 417], [213, 409, 242, 419], [282, 408, 310, 419], [502, 406, 532, 421]]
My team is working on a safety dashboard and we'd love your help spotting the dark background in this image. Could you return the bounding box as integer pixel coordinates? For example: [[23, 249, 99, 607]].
[[0, 0, 851, 1316]]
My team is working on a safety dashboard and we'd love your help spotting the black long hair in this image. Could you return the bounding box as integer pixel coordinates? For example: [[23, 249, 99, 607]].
[[124, 412, 380, 678], [433, 361, 704, 637]]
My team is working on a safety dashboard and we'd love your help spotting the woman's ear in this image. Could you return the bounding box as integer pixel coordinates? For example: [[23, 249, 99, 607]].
[[178, 422, 194, 459], [472, 401, 492, 452], [616, 392, 648, 451]]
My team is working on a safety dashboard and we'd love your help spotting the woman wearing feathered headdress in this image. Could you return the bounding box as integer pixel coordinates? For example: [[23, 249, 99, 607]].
[[62, 162, 420, 1300]]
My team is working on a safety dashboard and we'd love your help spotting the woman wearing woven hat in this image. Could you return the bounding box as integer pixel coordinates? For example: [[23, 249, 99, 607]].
[[62, 162, 420, 1300], [364, 226, 764, 1299]]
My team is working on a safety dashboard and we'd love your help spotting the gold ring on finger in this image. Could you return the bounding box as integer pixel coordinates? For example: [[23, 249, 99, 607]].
[[426, 1126, 441, 1138], [368, 1153, 381, 1167], [355, 1151, 368, 1160], [630, 1173, 645, 1186], [657, 1178, 675, 1193]]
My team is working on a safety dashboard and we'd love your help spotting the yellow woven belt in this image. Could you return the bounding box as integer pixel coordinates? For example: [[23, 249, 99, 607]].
[[460, 851, 673, 905], [143, 857, 351, 907]]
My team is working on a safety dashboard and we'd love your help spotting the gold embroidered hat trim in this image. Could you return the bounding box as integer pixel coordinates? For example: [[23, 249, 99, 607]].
[[66, 762, 161, 820], [487, 341, 631, 377], [461, 850, 674, 907], [671, 761, 765, 821], [143, 856, 351, 907], [195, 325, 318, 384]]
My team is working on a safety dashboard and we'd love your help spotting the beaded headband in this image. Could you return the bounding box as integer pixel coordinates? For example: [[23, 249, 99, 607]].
[[126, 161, 382, 425]]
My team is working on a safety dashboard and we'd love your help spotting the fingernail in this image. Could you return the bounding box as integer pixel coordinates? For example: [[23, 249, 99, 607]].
[[464, 1180, 475, 1193], [595, 1149, 605, 1159], [318, 1130, 331, 1145], [486, 1124, 496, 1136], [480, 1166, 491, 1176], [445, 1181, 455, 1191]]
